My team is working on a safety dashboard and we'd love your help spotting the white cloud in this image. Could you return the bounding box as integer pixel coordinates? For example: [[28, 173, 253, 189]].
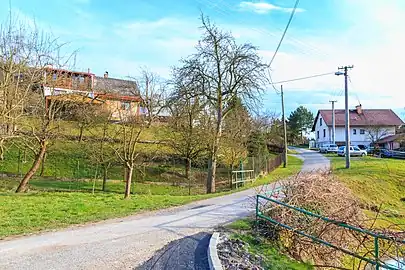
[[238, 1, 305, 14]]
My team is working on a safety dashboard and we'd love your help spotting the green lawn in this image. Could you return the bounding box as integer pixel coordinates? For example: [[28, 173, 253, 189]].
[[225, 218, 313, 269], [0, 156, 302, 239], [330, 156, 405, 228]]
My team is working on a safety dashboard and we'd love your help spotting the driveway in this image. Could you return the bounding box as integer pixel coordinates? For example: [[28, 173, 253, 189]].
[[290, 147, 330, 172], [0, 149, 328, 270]]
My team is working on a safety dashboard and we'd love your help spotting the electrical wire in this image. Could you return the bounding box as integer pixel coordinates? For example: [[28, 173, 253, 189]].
[[268, 0, 300, 68], [270, 72, 335, 85]]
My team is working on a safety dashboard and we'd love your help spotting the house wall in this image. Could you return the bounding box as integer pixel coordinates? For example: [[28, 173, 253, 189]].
[[314, 115, 331, 146], [103, 100, 139, 121], [315, 123, 397, 147], [44, 70, 93, 92]]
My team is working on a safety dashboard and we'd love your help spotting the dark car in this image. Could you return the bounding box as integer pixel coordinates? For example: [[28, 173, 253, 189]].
[[378, 148, 393, 158]]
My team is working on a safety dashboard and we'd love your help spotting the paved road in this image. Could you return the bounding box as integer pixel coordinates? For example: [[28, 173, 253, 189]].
[[0, 149, 329, 270], [290, 147, 330, 172]]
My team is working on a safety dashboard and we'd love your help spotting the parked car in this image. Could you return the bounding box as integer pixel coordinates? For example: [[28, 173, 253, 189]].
[[366, 146, 376, 155], [337, 146, 367, 157], [376, 148, 393, 158], [319, 144, 338, 153], [357, 145, 367, 150]]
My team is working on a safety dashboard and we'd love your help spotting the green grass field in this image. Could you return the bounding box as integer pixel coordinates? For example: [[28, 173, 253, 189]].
[[225, 218, 313, 269], [330, 156, 405, 228], [0, 156, 302, 239]]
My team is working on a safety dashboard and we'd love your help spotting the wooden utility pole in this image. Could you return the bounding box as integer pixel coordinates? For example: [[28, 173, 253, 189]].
[[329, 100, 337, 144], [281, 85, 288, 167]]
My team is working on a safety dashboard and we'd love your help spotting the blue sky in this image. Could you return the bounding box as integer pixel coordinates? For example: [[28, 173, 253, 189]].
[[1, 0, 405, 118]]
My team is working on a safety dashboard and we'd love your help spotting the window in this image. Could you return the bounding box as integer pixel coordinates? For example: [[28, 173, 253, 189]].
[[353, 129, 357, 135], [320, 118, 323, 126], [52, 73, 57, 80], [360, 129, 365, 135], [121, 101, 131, 110], [323, 129, 326, 137], [354, 147, 360, 151], [317, 131, 319, 139]]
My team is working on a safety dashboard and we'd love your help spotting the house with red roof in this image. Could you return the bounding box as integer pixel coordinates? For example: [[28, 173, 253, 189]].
[[311, 105, 404, 149]]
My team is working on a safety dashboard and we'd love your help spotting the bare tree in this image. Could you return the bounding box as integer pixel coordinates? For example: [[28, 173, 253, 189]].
[[366, 126, 391, 145], [113, 70, 166, 199], [0, 17, 57, 160], [174, 15, 268, 193], [167, 84, 209, 193]]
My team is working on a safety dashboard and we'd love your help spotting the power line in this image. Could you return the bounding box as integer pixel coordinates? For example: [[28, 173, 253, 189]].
[[268, 0, 300, 67], [270, 72, 335, 85]]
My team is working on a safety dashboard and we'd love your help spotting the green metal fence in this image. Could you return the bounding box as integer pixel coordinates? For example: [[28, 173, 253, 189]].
[[255, 194, 405, 270]]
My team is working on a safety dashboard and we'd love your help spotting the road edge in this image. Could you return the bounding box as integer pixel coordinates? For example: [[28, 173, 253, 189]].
[[208, 232, 223, 270]]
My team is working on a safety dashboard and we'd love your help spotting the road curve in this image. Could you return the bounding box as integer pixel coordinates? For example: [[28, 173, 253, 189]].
[[0, 149, 328, 270]]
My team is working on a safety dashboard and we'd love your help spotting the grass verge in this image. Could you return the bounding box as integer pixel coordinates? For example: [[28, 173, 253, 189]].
[[0, 156, 302, 239], [224, 218, 313, 269], [329, 156, 405, 228]]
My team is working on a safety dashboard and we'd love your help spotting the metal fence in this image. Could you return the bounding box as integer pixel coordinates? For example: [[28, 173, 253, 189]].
[[256, 194, 405, 270]]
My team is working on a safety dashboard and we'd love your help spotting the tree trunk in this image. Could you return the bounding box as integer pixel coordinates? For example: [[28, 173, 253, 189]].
[[79, 126, 84, 142], [186, 158, 191, 195], [207, 103, 223, 194], [102, 164, 108, 192], [0, 139, 4, 160], [124, 164, 133, 199], [39, 152, 46, 176], [16, 141, 47, 193]]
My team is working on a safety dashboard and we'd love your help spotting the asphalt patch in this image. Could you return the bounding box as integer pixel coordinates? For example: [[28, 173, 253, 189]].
[[135, 232, 211, 270]]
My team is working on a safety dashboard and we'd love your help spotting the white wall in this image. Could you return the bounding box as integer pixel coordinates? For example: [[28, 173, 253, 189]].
[[314, 116, 330, 146], [321, 126, 396, 146]]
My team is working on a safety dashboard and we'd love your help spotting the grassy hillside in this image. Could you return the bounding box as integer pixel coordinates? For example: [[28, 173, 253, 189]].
[[0, 156, 303, 238], [330, 156, 405, 228]]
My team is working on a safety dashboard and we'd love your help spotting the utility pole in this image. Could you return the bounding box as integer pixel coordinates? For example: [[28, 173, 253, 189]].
[[336, 65, 353, 169], [329, 100, 337, 144], [281, 85, 288, 168]]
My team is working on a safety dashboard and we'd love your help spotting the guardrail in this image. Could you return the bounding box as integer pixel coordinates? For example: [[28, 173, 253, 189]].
[[255, 194, 405, 270]]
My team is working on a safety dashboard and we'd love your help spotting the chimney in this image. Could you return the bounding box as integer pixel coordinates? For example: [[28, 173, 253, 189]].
[[104, 71, 109, 78], [355, 104, 362, 114]]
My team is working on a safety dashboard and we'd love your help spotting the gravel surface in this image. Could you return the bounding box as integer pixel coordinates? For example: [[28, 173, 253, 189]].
[[217, 233, 263, 270], [0, 149, 327, 269]]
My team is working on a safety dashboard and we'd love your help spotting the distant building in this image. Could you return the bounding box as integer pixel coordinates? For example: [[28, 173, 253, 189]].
[[312, 105, 404, 149], [43, 68, 143, 121]]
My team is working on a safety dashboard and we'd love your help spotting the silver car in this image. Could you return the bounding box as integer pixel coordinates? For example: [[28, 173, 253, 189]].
[[320, 144, 338, 153], [337, 146, 367, 157]]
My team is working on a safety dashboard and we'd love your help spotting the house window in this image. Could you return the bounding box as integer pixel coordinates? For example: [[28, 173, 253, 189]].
[[320, 118, 323, 126], [121, 101, 131, 110], [317, 131, 319, 139], [52, 73, 57, 80], [323, 129, 326, 137], [353, 129, 357, 135], [360, 129, 365, 135]]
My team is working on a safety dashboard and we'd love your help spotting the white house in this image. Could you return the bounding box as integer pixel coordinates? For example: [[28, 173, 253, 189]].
[[312, 105, 404, 149]]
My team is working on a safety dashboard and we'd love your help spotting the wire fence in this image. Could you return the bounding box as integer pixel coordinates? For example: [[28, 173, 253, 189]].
[[1, 148, 284, 195]]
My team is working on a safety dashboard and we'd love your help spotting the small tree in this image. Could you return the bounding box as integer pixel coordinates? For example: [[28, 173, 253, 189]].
[[113, 70, 166, 199], [174, 15, 268, 193], [70, 102, 103, 142]]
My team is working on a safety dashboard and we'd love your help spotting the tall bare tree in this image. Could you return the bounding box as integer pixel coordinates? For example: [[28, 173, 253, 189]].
[[113, 70, 166, 199], [174, 15, 268, 193], [366, 126, 391, 145]]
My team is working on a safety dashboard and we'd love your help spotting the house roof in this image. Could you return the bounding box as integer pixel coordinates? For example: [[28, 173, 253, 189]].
[[377, 134, 405, 144], [94, 92, 141, 102], [93, 76, 139, 96], [312, 109, 404, 131]]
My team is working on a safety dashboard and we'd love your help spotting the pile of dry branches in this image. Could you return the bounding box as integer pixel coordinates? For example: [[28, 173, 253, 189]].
[[257, 172, 405, 269]]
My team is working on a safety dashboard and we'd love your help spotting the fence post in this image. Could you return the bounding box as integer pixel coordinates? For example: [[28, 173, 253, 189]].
[[17, 149, 21, 176], [374, 237, 379, 270], [255, 195, 259, 232]]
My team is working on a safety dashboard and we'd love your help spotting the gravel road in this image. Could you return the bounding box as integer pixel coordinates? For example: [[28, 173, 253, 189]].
[[0, 149, 329, 270]]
